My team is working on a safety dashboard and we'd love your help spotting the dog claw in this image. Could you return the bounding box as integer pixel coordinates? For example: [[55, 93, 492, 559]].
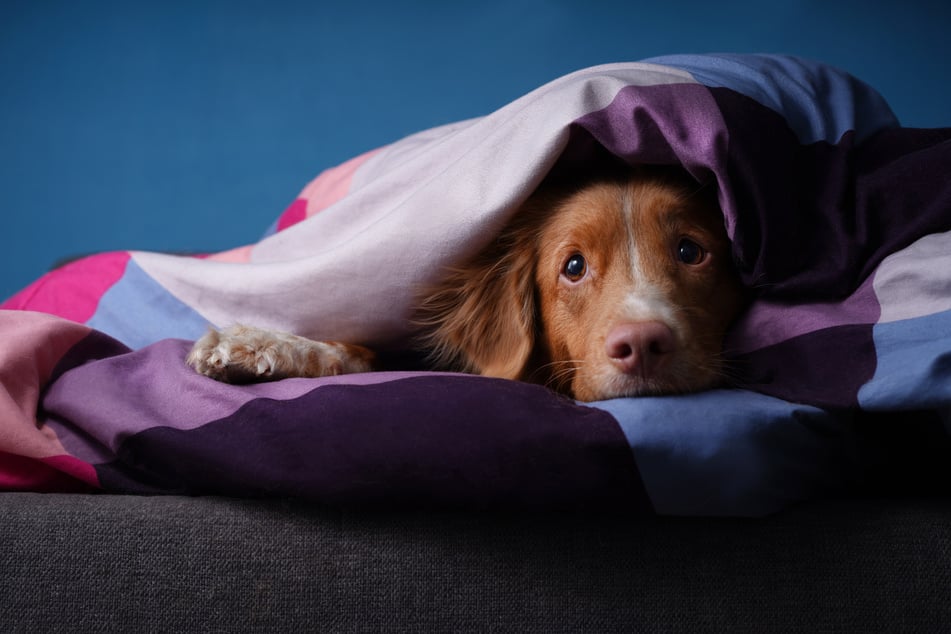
[[186, 324, 375, 384]]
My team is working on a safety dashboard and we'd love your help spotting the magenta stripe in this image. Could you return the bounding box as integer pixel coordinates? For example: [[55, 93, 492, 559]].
[[276, 198, 308, 232]]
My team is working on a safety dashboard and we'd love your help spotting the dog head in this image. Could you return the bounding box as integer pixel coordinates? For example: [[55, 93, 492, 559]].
[[417, 167, 745, 402]]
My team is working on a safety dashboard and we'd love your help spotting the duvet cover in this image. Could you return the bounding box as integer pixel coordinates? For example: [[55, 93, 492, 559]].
[[3, 54, 950, 516]]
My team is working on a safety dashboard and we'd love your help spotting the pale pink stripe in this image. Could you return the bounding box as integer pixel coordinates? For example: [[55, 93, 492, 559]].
[[0, 311, 90, 460], [299, 148, 382, 217], [205, 150, 382, 263], [207, 245, 255, 263]]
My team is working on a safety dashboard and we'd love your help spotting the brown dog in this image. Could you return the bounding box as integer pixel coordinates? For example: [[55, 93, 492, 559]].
[[187, 167, 745, 401]]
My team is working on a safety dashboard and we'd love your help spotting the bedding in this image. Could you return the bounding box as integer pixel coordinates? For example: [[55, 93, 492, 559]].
[[3, 54, 950, 516]]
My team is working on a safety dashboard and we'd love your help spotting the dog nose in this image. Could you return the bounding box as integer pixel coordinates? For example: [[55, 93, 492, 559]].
[[605, 321, 675, 378]]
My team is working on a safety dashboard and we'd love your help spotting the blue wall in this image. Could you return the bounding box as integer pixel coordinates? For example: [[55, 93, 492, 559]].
[[3, 0, 950, 300]]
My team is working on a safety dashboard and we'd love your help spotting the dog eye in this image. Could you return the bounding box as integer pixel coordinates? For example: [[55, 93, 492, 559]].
[[563, 253, 587, 281], [676, 239, 706, 265]]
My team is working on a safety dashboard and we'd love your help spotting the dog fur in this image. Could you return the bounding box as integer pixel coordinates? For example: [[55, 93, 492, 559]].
[[187, 166, 745, 402]]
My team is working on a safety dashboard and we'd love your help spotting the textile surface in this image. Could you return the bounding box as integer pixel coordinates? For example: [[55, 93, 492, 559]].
[[3, 55, 950, 516]]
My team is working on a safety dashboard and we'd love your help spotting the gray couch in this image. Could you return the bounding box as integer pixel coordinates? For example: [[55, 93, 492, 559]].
[[3, 492, 950, 632]]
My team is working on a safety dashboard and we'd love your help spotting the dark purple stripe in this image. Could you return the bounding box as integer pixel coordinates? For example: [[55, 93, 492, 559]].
[[575, 82, 951, 302], [47, 329, 131, 383], [572, 82, 951, 405], [710, 88, 951, 300], [730, 324, 876, 409], [724, 272, 881, 355], [96, 375, 651, 512]]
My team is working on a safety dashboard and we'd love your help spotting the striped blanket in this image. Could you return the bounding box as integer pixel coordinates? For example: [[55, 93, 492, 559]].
[[4, 54, 951, 515]]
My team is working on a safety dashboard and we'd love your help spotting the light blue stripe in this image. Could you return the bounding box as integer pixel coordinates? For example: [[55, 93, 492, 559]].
[[590, 389, 852, 517], [647, 54, 899, 144], [260, 217, 280, 239], [86, 258, 210, 349], [858, 309, 951, 414]]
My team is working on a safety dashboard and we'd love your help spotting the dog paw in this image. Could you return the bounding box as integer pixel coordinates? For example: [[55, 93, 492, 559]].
[[186, 325, 280, 382], [186, 325, 375, 383]]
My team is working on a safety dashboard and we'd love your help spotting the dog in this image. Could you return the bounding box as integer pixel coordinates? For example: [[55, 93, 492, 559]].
[[187, 165, 745, 402]]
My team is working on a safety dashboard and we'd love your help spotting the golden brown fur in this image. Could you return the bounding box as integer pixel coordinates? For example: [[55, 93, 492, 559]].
[[188, 167, 745, 401], [414, 167, 745, 400]]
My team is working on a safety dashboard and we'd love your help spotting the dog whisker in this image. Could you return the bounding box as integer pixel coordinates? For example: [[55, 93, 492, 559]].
[[187, 167, 745, 403], [532, 359, 583, 393]]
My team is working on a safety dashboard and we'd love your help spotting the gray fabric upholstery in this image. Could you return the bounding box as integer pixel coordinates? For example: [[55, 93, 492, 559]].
[[2, 493, 950, 632]]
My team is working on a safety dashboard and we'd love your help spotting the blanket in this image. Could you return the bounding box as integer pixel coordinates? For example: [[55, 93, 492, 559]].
[[3, 54, 951, 516]]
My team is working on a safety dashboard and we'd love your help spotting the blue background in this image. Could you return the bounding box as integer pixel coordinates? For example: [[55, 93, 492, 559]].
[[2, 0, 950, 301]]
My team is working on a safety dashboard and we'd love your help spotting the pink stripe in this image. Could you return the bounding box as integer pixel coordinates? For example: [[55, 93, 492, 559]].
[[298, 148, 382, 219], [206, 245, 254, 263], [42, 454, 101, 488], [276, 198, 309, 232], [1, 252, 132, 323], [216, 148, 384, 247], [0, 451, 98, 492], [0, 311, 93, 492], [0, 310, 91, 415]]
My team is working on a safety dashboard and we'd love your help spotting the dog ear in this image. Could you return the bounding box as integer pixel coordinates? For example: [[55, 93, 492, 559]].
[[415, 230, 538, 381]]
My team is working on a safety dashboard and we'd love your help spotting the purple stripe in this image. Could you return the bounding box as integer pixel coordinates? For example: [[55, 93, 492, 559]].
[[575, 81, 951, 406], [726, 273, 881, 355], [573, 83, 737, 236], [47, 329, 131, 382], [96, 376, 650, 511], [712, 90, 951, 300], [576, 83, 951, 303], [42, 338, 447, 462], [731, 325, 876, 408], [645, 54, 898, 144]]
